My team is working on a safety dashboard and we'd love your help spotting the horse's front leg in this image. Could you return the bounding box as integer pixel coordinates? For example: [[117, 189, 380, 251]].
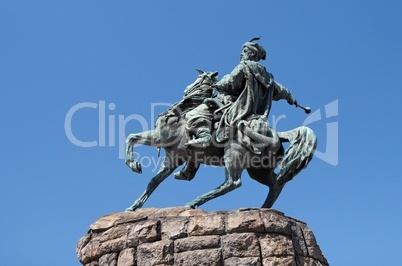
[[125, 130, 157, 173], [126, 155, 178, 211]]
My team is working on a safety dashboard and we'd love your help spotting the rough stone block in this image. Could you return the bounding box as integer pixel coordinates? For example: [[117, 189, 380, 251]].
[[187, 214, 225, 236], [226, 210, 264, 233], [97, 238, 126, 258], [178, 208, 209, 217], [98, 224, 130, 243], [99, 253, 117, 266], [161, 216, 189, 240], [137, 240, 174, 265], [300, 226, 328, 264], [149, 206, 191, 218], [297, 256, 328, 266], [77, 234, 92, 264], [117, 248, 135, 266], [221, 233, 260, 259], [259, 234, 294, 257], [90, 212, 148, 231], [79, 238, 99, 264], [85, 262, 98, 266], [79, 225, 130, 263], [260, 209, 292, 235], [290, 221, 309, 257], [127, 219, 161, 247], [174, 248, 221, 266], [262, 255, 296, 266], [174, 235, 220, 253], [224, 257, 261, 266]]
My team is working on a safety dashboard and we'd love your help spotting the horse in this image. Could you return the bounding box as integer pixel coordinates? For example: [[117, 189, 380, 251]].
[[124, 69, 317, 211]]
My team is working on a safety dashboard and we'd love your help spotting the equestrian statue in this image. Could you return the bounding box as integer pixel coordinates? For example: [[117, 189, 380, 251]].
[[125, 39, 317, 211]]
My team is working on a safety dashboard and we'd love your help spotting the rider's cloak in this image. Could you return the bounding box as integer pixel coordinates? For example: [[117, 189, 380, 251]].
[[215, 60, 294, 145]]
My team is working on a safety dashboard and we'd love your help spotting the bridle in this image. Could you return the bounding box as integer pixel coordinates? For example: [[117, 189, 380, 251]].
[[184, 74, 213, 97]]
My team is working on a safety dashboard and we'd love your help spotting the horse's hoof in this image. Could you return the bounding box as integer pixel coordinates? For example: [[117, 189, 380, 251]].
[[125, 206, 137, 212], [129, 161, 142, 174], [174, 171, 192, 181], [185, 203, 196, 209], [174, 171, 186, 180]]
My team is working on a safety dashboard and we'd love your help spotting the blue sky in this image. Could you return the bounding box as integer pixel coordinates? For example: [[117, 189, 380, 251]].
[[1, 1, 401, 265]]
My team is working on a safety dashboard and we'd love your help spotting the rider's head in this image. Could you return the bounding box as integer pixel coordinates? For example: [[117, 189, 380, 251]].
[[240, 42, 266, 62]]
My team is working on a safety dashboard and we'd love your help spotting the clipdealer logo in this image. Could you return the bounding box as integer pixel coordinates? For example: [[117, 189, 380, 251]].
[[64, 100, 338, 167], [303, 99, 338, 166]]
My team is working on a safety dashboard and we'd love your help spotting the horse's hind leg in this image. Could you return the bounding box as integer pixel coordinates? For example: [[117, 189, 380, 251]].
[[126, 155, 177, 211], [247, 167, 276, 187], [262, 182, 285, 208], [247, 167, 282, 208]]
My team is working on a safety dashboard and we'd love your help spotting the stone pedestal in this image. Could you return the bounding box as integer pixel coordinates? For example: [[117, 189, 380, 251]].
[[77, 207, 328, 266]]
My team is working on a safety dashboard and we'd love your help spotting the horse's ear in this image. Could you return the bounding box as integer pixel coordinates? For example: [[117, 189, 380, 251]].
[[196, 68, 204, 74]]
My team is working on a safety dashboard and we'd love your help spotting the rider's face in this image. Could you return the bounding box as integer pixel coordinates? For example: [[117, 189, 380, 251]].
[[240, 46, 254, 61]]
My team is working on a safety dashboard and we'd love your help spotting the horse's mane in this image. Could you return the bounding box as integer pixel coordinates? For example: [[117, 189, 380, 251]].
[[156, 74, 214, 129], [163, 77, 214, 117]]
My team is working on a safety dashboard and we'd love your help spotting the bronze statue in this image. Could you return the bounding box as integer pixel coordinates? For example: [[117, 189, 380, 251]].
[[187, 40, 296, 147], [125, 40, 316, 211]]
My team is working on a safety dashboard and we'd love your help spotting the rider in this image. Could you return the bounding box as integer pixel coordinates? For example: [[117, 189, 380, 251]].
[[186, 39, 297, 147]]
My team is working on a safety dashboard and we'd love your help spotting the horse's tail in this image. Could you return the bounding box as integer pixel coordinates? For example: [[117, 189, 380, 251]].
[[260, 126, 316, 208], [276, 126, 317, 186]]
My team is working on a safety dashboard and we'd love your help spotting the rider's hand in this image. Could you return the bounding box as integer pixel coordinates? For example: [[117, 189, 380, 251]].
[[287, 96, 297, 106], [203, 98, 217, 109]]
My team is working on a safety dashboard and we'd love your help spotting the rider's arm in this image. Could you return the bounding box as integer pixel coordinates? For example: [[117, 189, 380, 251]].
[[273, 81, 296, 105], [214, 64, 245, 96]]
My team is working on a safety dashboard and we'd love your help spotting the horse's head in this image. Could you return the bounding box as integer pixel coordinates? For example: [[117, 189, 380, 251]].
[[196, 69, 219, 84], [184, 69, 218, 97]]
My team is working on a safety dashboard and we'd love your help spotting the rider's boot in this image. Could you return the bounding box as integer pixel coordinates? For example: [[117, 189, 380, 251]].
[[185, 129, 212, 148], [174, 161, 199, 181]]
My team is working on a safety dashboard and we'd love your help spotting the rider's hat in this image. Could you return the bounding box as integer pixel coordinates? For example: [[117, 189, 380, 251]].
[[243, 37, 266, 61]]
